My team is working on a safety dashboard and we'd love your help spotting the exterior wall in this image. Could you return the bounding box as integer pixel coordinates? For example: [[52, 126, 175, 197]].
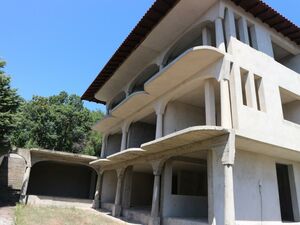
[[130, 172, 154, 207], [105, 133, 122, 157], [0, 154, 26, 190], [27, 161, 95, 199], [164, 101, 205, 136], [234, 149, 300, 224], [161, 160, 208, 218], [101, 170, 117, 203], [127, 122, 156, 149], [229, 38, 300, 152]]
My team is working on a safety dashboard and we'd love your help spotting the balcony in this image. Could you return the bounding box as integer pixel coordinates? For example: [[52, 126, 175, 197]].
[[95, 46, 225, 134]]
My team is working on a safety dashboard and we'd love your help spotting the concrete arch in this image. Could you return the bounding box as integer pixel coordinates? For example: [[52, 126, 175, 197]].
[[27, 160, 97, 199], [128, 64, 159, 95], [108, 91, 126, 112], [162, 20, 216, 67]]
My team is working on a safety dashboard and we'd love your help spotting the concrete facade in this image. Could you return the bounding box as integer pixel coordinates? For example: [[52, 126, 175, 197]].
[[86, 0, 300, 225]]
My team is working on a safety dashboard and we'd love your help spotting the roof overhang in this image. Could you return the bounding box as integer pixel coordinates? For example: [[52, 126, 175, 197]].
[[82, 0, 300, 104]]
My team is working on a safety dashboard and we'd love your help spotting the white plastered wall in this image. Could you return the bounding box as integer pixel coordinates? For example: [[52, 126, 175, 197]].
[[234, 149, 300, 225]]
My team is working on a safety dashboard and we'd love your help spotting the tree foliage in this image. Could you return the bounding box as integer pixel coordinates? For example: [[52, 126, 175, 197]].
[[11, 91, 103, 155], [0, 60, 22, 152]]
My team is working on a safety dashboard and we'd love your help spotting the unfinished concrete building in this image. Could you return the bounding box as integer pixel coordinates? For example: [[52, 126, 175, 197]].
[[82, 0, 300, 224]]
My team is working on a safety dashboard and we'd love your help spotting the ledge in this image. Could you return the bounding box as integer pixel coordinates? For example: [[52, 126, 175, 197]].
[[111, 91, 153, 119], [144, 46, 224, 97], [141, 126, 229, 153], [90, 148, 144, 166], [92, 115, 121, 133]]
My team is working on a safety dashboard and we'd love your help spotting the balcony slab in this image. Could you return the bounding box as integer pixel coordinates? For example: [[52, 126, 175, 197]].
[[145, 46, 224, 97], [111, 91, 153, 119], [141, 126, 229, 153]]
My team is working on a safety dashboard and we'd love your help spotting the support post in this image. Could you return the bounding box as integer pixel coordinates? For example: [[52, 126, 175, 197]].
[[202, 27, 212, 46], [222, 132, 236, 225], [92, 170, 103, 209], [112, 168, 125, 217], [155, 112, 163, 139], [149, 159, 166, 225], [237, 17, 249, 45], [205, 79, 216, 126], [220, 79, 232, 128], [215, 18, 226, 52], [19, 165, 31, 204], [120, 122, 130, 151], [154, 101, 167, 139], [100, 135, 107, 158]]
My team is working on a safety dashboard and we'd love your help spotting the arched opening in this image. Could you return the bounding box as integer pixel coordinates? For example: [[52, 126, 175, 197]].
[[128, 64, 159, 95], [101, 170, 117, 211], [105, 132, 122, 157], [27, 161, 97, 199], [0, 153, 26, 204], [163, 21, 215, 67], [127, 112, 156, 149], [108, 91, 126, 112]]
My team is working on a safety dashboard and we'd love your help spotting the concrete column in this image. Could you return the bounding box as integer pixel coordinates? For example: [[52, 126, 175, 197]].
[[120, 123, 130, 151], [205, 79, 216, 126], [202, 27, 212, 46], [155, 112, 163, 139], [237, 17, 249, 45], [112, 168, 125, 217], [149, 160, 165, 225], [19, 165, 31, 203], [100, 135, 107, 158], [93, 170, 103, 209], [220, 79, 232, 128], [224, 164, 235, 225], [215, 18, 226, 51], [224, 8, 236, 52]]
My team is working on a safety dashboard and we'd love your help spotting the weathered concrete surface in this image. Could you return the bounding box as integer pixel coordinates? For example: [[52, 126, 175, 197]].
[[0, 206, 14, 225]]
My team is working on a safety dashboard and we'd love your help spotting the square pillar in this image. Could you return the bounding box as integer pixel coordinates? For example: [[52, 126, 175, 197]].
[[205, 79, 216, 126], [215, 18, 226, 51], [92, 170, 103, 209], [112, 168, 125, 217]]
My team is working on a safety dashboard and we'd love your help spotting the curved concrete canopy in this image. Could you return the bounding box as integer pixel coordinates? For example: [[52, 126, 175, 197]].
[[144, 46, 224, 97], [111, 91, 154, 119], [141, 125, 229, 153], [92, 115, 121, 133], [90, 148, 144, 166]]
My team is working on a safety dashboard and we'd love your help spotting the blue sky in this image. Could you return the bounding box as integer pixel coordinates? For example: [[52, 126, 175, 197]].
[[1, 0, 299, 112]]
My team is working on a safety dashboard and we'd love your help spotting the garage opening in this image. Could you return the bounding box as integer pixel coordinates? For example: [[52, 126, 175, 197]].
[[27, 161, 97, 199]]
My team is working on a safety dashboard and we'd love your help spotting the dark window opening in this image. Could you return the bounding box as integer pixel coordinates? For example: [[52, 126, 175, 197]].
[[276, 164, 295, 222], [171, 161, 207, 196]]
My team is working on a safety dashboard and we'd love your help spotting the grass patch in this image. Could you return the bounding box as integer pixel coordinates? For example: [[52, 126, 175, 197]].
[[15, 204, 124, 225]]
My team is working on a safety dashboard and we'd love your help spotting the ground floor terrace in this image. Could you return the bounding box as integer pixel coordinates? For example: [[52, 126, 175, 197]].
[[91, 126, 300, 225]]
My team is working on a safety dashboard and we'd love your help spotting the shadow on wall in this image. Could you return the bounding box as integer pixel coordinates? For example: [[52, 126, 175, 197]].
[[0, 154, 26, 205]]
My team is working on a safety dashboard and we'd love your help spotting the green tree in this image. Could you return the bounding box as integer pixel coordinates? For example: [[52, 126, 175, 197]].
[[0, 60, 21, 153], [11, 91, 103, 155]]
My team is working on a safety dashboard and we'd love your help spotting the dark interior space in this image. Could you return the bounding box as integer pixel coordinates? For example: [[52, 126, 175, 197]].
[[276, 163, 295, 222], [27, 161, 96, 199]]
